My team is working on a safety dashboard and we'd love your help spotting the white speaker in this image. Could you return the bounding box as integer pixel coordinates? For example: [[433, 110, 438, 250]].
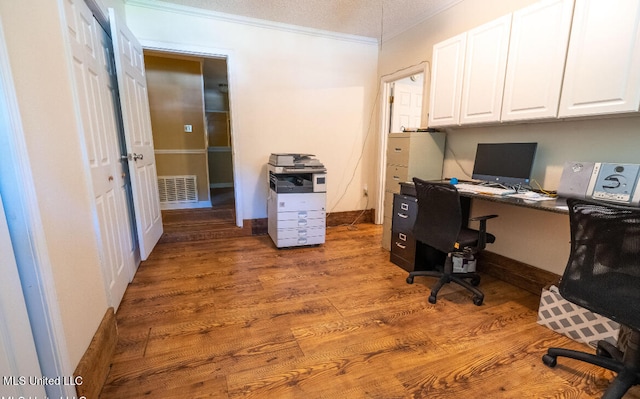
[[591, 163, 640, 204], [557, 161, 597, 199]]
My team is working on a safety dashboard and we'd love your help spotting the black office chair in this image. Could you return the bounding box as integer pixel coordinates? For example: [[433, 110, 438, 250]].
[[405, 178, 497, 306], [542, 198, 640, 399]]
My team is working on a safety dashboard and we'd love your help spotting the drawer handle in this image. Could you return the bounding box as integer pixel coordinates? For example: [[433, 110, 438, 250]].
[[399, 233, 407, 241], [393, 175, 400, 180], [398, 213, 409, 219], [394, 147, 402, 152], [400, 203, 409, 211], [395, 242, 406, 249]]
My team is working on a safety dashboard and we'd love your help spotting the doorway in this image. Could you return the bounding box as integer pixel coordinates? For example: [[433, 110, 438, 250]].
[[143, 51, 238, 240]]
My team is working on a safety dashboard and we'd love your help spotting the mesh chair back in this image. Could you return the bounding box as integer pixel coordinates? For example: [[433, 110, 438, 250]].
[[561, 198, 640, 331], [412, 178, 462, 253]]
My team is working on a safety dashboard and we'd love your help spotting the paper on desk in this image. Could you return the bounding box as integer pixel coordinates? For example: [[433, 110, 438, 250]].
[[507, 193, 556, 202]]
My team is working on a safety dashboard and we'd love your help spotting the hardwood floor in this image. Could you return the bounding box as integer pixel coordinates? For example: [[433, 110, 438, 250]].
[[160, 188, 242, 243], [101, 223, 640, 398]]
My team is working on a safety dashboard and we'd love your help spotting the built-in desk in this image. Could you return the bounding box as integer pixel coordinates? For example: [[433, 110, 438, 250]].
[[390, 180, 569, 272]]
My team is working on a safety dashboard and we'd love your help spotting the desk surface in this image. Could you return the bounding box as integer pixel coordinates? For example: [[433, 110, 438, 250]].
[[399, 181, 569, 215]]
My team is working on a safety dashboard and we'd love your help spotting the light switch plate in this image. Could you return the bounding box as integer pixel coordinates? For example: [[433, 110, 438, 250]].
[[184, 124, 192, 133]]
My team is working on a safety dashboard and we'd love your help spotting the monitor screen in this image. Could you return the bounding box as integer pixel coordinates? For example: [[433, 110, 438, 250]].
[[472, 142, 538, 186]]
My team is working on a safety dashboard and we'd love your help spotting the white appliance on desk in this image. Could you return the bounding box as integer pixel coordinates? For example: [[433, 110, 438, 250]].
[[267, 154, 327, 248]]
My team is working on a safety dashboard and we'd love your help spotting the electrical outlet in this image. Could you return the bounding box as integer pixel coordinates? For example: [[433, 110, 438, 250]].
[[184, 124, 193, 133]]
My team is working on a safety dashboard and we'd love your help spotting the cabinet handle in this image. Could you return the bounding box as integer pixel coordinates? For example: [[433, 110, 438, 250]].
[[398, 213, 408, 219], [394, 147, 402, 152], [399, 233, 407, 241], [393, 175, 400, 180], [401, 203, 409, 211], [395, 242, 406, 249]]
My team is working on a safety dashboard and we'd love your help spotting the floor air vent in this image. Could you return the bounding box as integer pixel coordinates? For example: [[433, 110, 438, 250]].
[[158, 176, 198, 204]]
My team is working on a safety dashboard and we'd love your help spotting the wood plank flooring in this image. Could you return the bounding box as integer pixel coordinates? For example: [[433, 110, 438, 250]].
[[101, 223, 640, 398]]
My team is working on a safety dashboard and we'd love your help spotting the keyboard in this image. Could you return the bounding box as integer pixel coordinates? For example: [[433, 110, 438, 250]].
[[454, 183, 516, 196]]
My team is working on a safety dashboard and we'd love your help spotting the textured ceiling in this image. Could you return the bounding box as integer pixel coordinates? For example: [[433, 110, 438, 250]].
[[153, 0, 463, 40]]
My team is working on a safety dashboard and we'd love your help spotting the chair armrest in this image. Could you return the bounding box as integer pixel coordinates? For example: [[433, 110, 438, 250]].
[[469, 214, 498, 222], [469, 214, 498, 250]]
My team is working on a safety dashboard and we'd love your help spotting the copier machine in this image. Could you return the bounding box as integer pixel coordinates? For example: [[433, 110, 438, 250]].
[[267, 154, 327, 248]]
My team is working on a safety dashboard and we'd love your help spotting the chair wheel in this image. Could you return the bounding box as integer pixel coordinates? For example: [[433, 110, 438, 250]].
[[471, 277, 481, 286], [428, 295, 437, 304], [596, 344, 613, 358], [542, 354, 557, 367], [473, 296, 483, 306], [406, 276, 414, 284]]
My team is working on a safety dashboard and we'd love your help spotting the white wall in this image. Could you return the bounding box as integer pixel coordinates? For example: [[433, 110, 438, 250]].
[[379, 0, 640, 275], [0, 0, 110, 368], [125, 2, 379, 219]]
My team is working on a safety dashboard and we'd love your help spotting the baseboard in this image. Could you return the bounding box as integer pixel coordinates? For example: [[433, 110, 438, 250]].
[[74, 307, 117, 399], [245, 209, 375, 236], [477, 251, 560, 295], [327, 209, 375, 227], [160, 200, 212, 210]]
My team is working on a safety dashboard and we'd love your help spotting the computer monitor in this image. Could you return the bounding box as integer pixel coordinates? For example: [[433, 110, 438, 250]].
[[472, 142, 538, 186]]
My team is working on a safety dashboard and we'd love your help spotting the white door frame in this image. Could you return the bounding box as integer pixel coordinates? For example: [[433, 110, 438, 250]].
[[375, 63, 429, 224], [0, 193, 46, 398], [0, 16, 76, 398], [138, 39, 244, 228]]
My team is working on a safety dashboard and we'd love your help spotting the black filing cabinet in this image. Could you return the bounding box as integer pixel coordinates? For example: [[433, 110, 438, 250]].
[[390, 194, 418, 271], [390, 191, 447, 272]]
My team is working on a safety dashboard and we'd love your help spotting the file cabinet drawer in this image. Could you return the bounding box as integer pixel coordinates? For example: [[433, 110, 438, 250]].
[[385, 165, 408, 193], [390, 230, 416, 272], [392, 194, 417, 232], [386, 136, 410, 166]]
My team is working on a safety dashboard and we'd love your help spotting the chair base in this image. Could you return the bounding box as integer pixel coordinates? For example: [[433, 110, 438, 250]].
[[543, 330, 640, 399], [406, 268, 484, 306]]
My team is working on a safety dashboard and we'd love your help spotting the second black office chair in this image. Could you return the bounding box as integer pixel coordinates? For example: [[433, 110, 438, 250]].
[[406, 178, 497, 306], [542, 198, 640, 399]]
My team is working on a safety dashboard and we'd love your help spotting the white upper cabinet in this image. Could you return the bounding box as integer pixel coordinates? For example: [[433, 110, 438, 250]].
[[428, 33, 466, 127], [501, 0, 574, 121], [459, 14, 512, 125], [559, 0, 640, 117]]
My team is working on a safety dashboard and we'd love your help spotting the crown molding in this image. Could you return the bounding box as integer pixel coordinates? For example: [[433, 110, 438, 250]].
[[124, 0, 379, 46]]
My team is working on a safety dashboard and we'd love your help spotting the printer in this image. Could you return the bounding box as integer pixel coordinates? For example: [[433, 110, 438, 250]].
[[268, 153, 327, 193], [267, 154, 327, 248]]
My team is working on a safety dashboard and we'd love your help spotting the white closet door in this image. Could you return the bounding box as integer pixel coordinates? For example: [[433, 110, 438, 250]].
[[501, 0, 574, 121], [559, 0, 640, 117], [459, 14, 512, 125], [109, 8, 163, 260], [63, 0, 136, 308]]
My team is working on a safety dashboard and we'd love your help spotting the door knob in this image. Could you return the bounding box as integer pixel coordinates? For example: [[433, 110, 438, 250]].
[[122, 153, 144, 161]]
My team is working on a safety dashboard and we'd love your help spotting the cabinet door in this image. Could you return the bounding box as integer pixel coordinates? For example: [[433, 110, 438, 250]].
[[428, 33, 466, 127], [559, 0, 640, 117], [460, 14, 512, 125], [501, 0, 574, 121]]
